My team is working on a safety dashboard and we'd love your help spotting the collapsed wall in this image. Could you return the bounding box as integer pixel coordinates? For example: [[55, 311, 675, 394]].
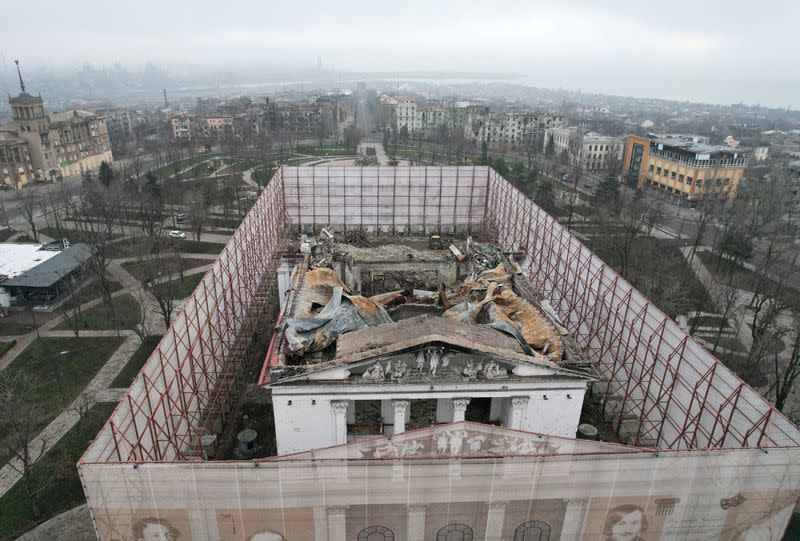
[[78, 166, 800, 541]]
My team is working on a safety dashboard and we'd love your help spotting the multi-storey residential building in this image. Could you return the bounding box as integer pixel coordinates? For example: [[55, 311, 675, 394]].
[[381, 94, 562, 150], [0, 130, 33, 187], [98, 107, 132, 137], [170, 113, 194, 140], [620, 134, 748, 202], [544, 127, 622, 172], [788, 160, 800, 213], [200, 115, 234, 138], [7, 62, 112, 180]]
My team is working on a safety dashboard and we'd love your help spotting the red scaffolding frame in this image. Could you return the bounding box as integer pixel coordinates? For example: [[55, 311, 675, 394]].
[[81, 166, 800, 466]]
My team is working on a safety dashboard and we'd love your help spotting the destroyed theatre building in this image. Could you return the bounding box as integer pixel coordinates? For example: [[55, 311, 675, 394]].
[[80, 167, 800, 541], [267, 243, 595, 455]]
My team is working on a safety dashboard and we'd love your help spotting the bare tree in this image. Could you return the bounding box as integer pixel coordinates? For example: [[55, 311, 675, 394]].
[[151, 276, 179, 328], [771, 318, 800, 412], [132, 287, 155, 342], [188, 188, 210, 242], [18, 190, 41, 241], [69, 181, 125, 335], [0, 370, 50, 518]]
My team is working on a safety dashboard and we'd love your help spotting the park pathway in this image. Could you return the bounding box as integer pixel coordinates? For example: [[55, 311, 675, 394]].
[[0, 256, 215, 498]]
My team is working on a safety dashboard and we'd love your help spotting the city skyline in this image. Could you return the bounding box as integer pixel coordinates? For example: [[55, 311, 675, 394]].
[[2, 0, 799, 109]]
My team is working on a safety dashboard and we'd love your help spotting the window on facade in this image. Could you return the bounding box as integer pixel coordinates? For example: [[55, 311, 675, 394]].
[[687, 177, 693, 185], [437, 524, 473, 541], [671, 172, 676, 179], [649, 165, 654, 172], [725, 178, 731, 185], [357, 526, 395, 541], [679, 174, 684, 182], [697, 179, 703, 186], [656, 167, 661, 174], [514, 521, 552, 541]]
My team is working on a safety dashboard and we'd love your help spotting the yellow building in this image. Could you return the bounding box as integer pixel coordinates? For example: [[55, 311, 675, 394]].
[[621, 134, 748, 203], [0, 130, 34, 187]]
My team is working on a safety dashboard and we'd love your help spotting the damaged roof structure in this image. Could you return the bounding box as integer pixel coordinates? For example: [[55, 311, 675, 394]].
[[263, 233, 597, 455]]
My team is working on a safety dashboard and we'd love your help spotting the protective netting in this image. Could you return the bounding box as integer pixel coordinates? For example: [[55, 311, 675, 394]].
[[79, 167, 800, 540]]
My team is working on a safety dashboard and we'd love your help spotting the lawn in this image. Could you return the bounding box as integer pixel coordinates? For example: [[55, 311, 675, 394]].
[[111, 335, 162, 388], [106, 238, 226, 258], [39, 227, 123, 244], [145, 153, 220, 182], [0, 340, 16, 359], [589, 237, 713, 319], [0, 336, 124, 466], [172, 272, 206, 298], [55, 294, 141, 331], [121, 257, 210, 282], [0, 402, 116, 540]]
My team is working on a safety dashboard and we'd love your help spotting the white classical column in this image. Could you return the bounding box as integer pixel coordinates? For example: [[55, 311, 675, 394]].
[[331, 400, 349, 445], [485, 501, 508, 541], [559, 498, 589, 541], [326, 505, 349, 541], [407, 504, 427, 540], [509, 396, 530, 430], [452, 397, 471, 422], [392, 399, 410, 434]]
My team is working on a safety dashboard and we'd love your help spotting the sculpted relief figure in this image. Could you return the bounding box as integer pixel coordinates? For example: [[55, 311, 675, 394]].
[[362, 363, 385, 381]]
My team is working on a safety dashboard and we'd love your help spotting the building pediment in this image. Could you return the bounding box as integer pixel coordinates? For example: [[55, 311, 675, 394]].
[[275, 344, 588, 385]]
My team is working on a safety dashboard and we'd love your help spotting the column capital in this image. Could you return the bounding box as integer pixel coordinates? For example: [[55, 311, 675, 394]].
[[392, 399, 410, 414], [488, 500, 509, 510], [331, 400, 349, 414], [452, 397, 471, 411], [510, 396, 530, 410], [407, 503, 428, 512]]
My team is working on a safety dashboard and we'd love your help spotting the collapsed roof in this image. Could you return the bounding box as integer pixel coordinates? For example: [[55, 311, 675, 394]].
[[266, 236, 594, 385]]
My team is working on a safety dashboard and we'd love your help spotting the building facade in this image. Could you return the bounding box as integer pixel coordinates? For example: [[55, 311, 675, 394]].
[[8, 65, 112, 181], [0, 130, 34, 187], [544, 127, 623, 172], [621, 134, 748, 202]]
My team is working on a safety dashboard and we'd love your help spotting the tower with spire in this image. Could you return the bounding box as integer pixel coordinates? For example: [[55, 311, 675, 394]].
[[9, 60, 48, 177], [5, 59, 113, 183]]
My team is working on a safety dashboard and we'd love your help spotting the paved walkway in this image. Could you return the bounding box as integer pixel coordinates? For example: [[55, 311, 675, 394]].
[[0, 255, 215, 499], [357, 142, 389, 165]]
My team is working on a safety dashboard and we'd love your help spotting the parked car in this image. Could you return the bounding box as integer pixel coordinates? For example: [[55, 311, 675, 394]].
[[175, 212, 188, 222], [169, 230, 187, 239], [0, 184, 15, 191]]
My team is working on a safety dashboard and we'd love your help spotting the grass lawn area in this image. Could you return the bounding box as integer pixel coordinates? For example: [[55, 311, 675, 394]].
[[0, 402, 116, 540], [589, 237, 713, 319], [697, 251, 800, 308], [111, 335, 162, 388], [172, 272, 206, 298], [0, 336, 124, 466], [0, 340, 16, 359], [107, 238, 225, 258], [39, 227, 121, 243], [145, 153, 220, 182], [55, 294, 141, 331], [121, 257, 210, 282]]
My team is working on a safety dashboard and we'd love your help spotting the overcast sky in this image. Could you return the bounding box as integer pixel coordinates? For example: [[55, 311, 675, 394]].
[[3, 0, 799, 107]]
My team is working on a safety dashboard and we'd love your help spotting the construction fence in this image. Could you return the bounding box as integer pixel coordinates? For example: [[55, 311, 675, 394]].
[[78, 167, 800, 541]]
